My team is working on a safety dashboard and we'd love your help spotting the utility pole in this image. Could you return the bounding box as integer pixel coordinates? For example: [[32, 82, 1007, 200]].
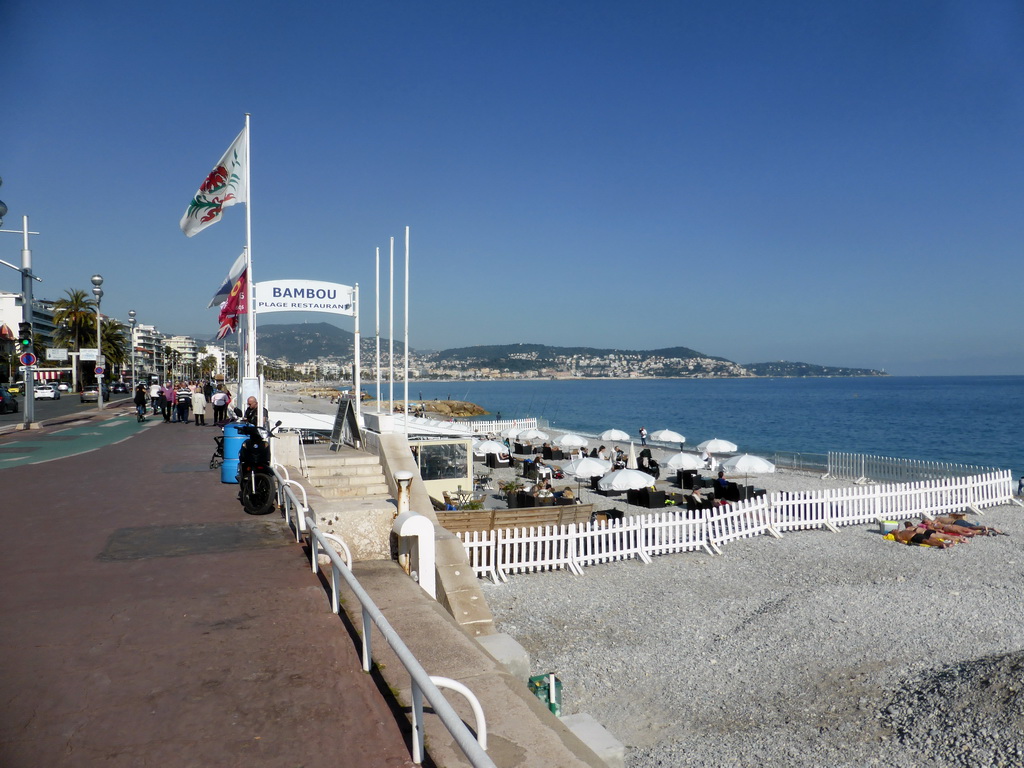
[[0, 196, 43, 429]]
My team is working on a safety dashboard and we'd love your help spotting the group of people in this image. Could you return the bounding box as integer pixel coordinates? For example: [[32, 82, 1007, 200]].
[[131, 380, 240, 426], [890, 513, 1006, 548]]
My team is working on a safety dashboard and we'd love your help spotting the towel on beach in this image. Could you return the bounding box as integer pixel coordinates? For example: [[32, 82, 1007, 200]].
[[883, 532, 940, 548]]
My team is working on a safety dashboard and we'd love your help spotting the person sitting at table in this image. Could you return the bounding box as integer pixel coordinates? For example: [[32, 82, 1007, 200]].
[[613, 447, 626, 469], [557, 486, 575, 502], [715, 471, 729, 491], [597, 445, 609, 460], [535, 481, 554, 499]]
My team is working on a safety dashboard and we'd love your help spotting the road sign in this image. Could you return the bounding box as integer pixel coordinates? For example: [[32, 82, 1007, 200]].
[[94, 365, 105, 376], [46, 347, 69, 361], [80, 349, 98, 361], [19, 352, 37, 366]]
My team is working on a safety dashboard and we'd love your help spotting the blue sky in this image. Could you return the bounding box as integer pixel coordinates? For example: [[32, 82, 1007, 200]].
[[2, 0, 1023, 375]]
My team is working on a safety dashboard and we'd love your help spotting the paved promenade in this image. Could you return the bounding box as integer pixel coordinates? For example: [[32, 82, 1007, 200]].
[[0, 409, 415, 767]]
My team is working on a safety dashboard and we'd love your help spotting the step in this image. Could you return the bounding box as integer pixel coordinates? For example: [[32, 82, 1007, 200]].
[[318, 483, 391, 499], [306, 463, 385, 479], [305, 455, 381, 470]]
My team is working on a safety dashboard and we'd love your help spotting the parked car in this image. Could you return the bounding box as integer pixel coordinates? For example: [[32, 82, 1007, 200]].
[[56, 382, 71, 392], [80, 384, 110, 403], [0, 387, 18, 414], [34, 384, 60, 400], [6, 382, 23, 395], [111, 381, 128, 393]]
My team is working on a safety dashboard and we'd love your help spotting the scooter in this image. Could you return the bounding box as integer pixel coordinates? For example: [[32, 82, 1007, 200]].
[[236, 419, 282, 515]]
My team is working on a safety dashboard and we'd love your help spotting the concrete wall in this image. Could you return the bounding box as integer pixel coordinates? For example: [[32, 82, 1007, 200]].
[[365, 430, 497, 638]]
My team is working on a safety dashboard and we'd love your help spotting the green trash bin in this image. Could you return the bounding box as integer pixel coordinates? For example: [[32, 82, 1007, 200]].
[[528, 673, 562, 717]]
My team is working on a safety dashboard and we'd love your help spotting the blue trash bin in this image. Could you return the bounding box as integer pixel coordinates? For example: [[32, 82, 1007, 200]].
[[220, 422, 247, 484]]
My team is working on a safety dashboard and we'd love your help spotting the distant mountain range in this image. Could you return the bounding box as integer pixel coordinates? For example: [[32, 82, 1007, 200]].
[[227, 323, 886, 377]]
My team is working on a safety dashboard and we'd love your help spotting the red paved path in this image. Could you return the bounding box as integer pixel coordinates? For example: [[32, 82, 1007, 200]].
[[0, 413, 415, 767]]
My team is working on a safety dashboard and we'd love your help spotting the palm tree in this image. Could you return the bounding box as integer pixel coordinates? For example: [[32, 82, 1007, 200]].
[[53, 289, 96, 390], [99, 319, 129, 374], [164, 346, 182, 380]]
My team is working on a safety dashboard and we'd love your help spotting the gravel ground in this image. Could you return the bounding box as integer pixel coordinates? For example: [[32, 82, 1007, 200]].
[[482, 503, 1024, 767]]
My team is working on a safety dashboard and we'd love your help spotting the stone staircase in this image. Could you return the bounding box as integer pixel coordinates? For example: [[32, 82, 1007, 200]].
[[304, 445, 391, 500]]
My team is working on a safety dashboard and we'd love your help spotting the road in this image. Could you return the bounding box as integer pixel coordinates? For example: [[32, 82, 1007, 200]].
[[0, 391, 132, 426]]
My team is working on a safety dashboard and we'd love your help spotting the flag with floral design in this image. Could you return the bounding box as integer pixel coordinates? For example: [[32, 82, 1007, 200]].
[[216, 268, 248, 338], [180, 128, 247, 237]]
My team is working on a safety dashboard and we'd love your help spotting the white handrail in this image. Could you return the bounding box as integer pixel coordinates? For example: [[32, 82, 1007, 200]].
[[429, 676, 488, 751], [269, 465, 494, 766], [304, 517, 495, 767]]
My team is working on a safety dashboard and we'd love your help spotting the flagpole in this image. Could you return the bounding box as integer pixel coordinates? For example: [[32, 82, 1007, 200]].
[[354, 283, 361, 428], [375, 246, 381, 406], [243, 113, 256, 381], [403, 226, 409, 441], [388, 236, 394, 415]]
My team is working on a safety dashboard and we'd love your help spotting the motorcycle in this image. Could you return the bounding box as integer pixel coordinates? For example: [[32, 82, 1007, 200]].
[[236, 419, 283, 515]]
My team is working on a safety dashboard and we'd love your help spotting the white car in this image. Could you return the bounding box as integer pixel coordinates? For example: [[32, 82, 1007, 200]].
[[56, 382, 70, 392], [34, 384, 61, 400]]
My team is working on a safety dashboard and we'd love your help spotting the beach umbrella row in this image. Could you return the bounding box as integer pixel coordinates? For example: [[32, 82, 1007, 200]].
[[664, 451, 705, 470], [556, 433, 589, 449], [597, 468, 655, 491], [649, 429, 686, 444], [721, 454, 775, 474], [473, 439, 509, 456], [562, 456, 612, 478], [697, 438, 738, 453]]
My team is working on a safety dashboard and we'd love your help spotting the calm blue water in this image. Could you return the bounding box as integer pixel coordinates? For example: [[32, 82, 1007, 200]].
[[403, 377, 1023, 476]]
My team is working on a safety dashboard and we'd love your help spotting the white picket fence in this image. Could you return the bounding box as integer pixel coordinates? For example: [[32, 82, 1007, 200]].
[[457, 470, 1014, 582]]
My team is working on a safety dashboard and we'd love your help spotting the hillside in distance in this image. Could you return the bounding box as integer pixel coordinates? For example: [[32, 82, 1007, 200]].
[[228, 325, 885, 377], [220, 322, 404, 364]]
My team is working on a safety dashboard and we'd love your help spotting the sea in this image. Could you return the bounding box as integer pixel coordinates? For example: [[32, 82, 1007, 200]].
[[387, 376, 1023, 477]]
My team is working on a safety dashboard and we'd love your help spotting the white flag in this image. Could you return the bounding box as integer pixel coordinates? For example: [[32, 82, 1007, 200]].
[[179, 128, 247, 237]]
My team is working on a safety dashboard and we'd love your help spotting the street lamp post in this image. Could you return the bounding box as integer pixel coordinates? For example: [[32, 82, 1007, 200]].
[[128, 310, 136, 391], [91, 274, 103, 412]]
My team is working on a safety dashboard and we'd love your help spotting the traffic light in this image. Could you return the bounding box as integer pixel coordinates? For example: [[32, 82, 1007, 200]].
[[18, 321, 32, 352]]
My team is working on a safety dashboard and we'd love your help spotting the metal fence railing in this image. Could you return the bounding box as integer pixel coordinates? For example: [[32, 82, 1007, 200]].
[[827, 452, 999, 484], [273, 468, 496, 767]]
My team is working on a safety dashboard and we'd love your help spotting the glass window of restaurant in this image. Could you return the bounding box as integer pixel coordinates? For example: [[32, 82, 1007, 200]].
[[411, 439, 472, 499]]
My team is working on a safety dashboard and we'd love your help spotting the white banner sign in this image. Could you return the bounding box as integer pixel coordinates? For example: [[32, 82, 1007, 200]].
[[46, 347, 69, 361], [80, 348, 98, 361], [253, 280, 355, 316]]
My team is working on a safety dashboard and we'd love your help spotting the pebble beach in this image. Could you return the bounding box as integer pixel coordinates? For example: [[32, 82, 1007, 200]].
[[268, 384, 1024, 767]]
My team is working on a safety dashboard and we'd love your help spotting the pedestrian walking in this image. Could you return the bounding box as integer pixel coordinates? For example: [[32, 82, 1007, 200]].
[[192, 385, 207, 426]]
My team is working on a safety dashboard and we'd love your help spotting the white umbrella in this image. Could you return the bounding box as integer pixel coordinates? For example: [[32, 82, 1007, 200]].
[[697, 438, 738, 453], [627, 442, 638, 469], [600, 428, 630, 441], [597, 468, 656, 492], [474, 440, 510, 456], [563, 457, 611, 478], [649, 429, 685, 444], [556, 433, 588, 449], [664, 451, 705, 470], [518, 428, 549, 442], [500, 426, 523, 439], [722, 454, 776, 474]]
